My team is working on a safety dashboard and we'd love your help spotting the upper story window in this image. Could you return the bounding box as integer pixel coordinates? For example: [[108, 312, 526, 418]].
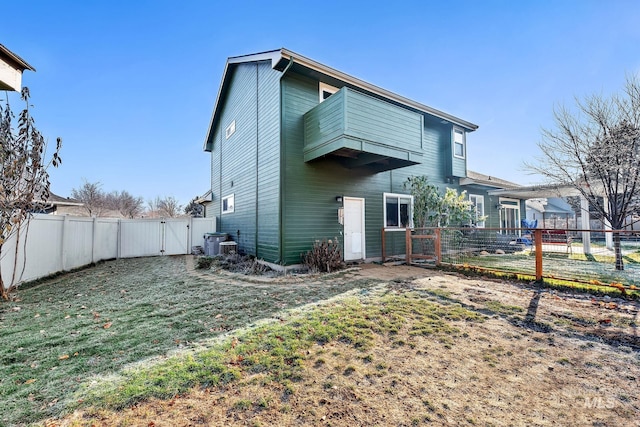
[[453, 127, 465, 158], [225, 120, 236, 139], [319, 82, 339, 103], [469, 194, 485, 228], [222, 194, 234, 214], [384, 193, 413, 230]]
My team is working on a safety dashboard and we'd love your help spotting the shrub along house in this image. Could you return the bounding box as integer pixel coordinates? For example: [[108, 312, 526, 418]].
[[203, 48, 525, 265]]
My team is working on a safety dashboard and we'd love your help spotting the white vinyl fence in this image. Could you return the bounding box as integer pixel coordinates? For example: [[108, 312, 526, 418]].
[[0, 215, 216, 289]]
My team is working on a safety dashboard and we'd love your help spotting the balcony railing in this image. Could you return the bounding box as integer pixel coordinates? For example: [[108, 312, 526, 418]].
[[303, 87, 424, 172]]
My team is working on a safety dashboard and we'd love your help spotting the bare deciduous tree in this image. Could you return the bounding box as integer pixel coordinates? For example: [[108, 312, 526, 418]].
[[106, 190, 144, 218], [146, 197, 162, 218], [527, 75, 640, 270], [0, 88, 61, 300], [71, 180, 105, 217], [158, 196, 182, 218], [73, 185, 145, 218]]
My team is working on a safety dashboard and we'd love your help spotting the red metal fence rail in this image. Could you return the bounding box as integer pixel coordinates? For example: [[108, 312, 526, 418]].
[[383, 227, 640, 293]]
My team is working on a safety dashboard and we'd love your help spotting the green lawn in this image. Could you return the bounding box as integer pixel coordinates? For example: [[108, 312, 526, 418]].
[[0, 256, 383, 426], [75, 289, 485, 412]]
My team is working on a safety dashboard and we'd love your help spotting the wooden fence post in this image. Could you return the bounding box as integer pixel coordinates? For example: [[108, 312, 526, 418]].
[[435, 228, 441, 266], [405, 227, 412, 265], [381, 228, 386, 262], [534, 228, 542, 281]]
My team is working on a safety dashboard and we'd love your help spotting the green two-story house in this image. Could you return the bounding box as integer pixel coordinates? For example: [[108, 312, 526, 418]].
[[203, 48, 524, 265]]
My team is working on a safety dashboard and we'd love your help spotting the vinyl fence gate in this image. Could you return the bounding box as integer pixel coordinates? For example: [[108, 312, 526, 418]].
[[119, 218, 194, 258]]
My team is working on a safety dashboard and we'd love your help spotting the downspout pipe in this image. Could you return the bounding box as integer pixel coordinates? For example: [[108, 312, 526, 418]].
[[277, 56, 294, 264], [255, 63, 259, 258]]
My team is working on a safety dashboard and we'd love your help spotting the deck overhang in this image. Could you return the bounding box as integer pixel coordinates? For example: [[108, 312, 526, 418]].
[[303, 87, 424, 172]]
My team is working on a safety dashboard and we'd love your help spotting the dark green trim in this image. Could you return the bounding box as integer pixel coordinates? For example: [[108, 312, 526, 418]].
[[255, 62, 259, 258]]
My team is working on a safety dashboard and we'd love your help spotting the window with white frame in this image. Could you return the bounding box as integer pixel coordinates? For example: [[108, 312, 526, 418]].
[[469, 194, 485, 227], [222, 194, 234, 214], [319, 82, 339, 102], [225, 120, 236, 139], [384, 193, 413, 229], [453, 127, 465, 158]]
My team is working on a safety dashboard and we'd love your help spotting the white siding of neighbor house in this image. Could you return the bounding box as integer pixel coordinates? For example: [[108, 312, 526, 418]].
[[0, 60, 23, 91], [0, 215, 216, 290]]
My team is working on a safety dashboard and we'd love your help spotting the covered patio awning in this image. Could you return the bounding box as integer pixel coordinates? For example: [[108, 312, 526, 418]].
[[488, 183, 610, 253], [487, 183, 583, 199]]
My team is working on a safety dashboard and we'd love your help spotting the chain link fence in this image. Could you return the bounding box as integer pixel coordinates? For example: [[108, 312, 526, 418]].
[[383, 227, 640, 290]]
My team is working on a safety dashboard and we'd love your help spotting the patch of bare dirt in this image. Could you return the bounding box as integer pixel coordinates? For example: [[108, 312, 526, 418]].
[[54, 264, 639, 427]]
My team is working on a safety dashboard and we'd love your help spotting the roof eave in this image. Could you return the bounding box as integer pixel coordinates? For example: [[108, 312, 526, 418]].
[[203, 48, 479, 152], [203, 50, 283, 152], [194, 189, 213, 204], [47, 201, 84, 207], [460, 178, 519, 190], [279, 48, 478, 131], [488, 184, 584, 199], [0, 44, 35, 72]]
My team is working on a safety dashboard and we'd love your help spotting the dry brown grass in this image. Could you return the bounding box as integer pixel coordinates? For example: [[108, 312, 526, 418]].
[[50, 264, 639, 427]]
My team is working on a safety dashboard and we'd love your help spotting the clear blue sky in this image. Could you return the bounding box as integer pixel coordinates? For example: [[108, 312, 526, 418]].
[[2, 0, 639, 205]]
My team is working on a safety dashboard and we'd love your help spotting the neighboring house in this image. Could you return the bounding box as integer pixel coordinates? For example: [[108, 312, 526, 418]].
[[203, 48, 525, 265], [40, 193, 134, 218], [1, 49, 87, 218], [194, 190, 213, 218], [40, 193, 85, 215], [526, 197, 574, 228], [0, 44, 35, 92], [459, 171, 525, 230]]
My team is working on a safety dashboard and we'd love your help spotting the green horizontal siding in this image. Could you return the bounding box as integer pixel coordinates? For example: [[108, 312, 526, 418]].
[[303, 87, 423, 163], [219, 63, 258, 254], [345, 89, 422, 151], [422, 125, 447, 180], [303, 90, 344, 144], [209, 121, 222, 223], [208, 61, 281, 261], [282, 74, 458, 264], [452, 155, 466, 178], [256, 61, 281, 261], [209, 63, 506, 265]]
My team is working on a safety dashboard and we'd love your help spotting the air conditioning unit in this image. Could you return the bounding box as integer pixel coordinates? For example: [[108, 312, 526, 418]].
[[219, 241, 237, 255]]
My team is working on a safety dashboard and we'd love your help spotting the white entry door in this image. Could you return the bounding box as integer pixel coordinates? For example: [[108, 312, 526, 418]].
[[344, 197, 365, 261]]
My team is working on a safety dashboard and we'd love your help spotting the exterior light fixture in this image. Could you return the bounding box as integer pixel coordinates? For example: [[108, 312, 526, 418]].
[[335, 196, 343, 203]]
